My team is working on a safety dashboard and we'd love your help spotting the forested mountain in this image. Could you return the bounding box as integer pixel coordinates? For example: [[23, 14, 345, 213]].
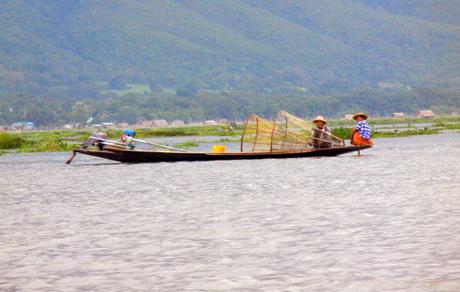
[[1, 0, 459, 125], [356, 0, 460, 26]]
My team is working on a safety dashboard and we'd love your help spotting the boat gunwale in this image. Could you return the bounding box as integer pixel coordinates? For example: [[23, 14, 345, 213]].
[[68, 144, 372, 164], [77, 144, 371, 156]]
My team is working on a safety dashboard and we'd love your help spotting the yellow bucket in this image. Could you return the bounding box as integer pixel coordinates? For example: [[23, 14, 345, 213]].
[[211, 145, 226, 153]]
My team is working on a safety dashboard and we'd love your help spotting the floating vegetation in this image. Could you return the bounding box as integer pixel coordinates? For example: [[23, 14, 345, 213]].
[[331, 126, 441, 140], [327, 116, 460, 127], [173, 141, 199, 148], [102, 125, 242, 139], [331, 127, 353, 140], [155, 125, 241, 137], [34, 138, 75, 152], [1, 131, 77, 153], [442, 124, 460, 130], [212, 137, 241, 143], [372, 128, 439, 138], [16, 138, 74, 153], [0, 132, 24, 149]]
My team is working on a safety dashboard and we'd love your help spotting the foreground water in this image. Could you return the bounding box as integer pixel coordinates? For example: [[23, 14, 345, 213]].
[[1, 133, 459, 291]]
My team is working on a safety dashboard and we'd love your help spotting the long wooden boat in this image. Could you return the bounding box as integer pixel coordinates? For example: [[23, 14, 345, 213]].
[[68, 145, 371, 164]]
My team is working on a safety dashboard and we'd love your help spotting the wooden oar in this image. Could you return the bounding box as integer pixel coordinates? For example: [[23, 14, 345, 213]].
[[131, 138, 188, 152], [65, 137, 124, 164], [65, 150, 76, 164], [89, 136, 188, 152], [65, 136, 188, 164], [89, 136, 126, 146]]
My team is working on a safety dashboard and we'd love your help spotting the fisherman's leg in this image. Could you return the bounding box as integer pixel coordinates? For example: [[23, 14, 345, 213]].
[[352, 132, 361, 145]]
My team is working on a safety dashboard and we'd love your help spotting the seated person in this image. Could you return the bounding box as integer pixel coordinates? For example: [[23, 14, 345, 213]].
[[121, 129, 136, 149], [351, 112, 373, 146], [311, 116, 332, 148]]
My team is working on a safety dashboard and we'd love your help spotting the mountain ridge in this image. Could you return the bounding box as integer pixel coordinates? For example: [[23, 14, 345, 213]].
[[0, 0, 459, 124], [1, 0, 459, 92]]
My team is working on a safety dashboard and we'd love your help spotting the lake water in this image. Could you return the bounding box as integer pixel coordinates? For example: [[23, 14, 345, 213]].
[[1, 133, 460, 291]]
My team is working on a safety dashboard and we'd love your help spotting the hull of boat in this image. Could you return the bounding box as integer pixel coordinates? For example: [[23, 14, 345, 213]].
[[71, 145, 371, 163]]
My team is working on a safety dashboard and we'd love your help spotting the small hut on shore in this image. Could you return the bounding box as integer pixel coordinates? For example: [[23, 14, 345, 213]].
[[171, 120, 185, 127], [117, 122, 129, 129], [417, 110, 435, 119], [153, 120, 168, 127]]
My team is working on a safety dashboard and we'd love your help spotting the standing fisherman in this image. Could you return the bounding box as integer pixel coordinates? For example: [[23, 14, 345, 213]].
[[350, 112, 373, 146]]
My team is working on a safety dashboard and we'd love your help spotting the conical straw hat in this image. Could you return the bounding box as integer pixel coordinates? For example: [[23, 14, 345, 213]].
[[353, 112, 368, 120], [312, 115, 327, 124]]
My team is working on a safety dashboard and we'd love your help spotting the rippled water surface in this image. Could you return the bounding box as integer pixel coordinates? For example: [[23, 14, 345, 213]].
[[1, 133, 460, 291]]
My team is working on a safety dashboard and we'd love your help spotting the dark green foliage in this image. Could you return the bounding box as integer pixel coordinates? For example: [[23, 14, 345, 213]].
[[109, 76, 128, 90], [1, 86, 459, 126], [176, 83, 199, 98]]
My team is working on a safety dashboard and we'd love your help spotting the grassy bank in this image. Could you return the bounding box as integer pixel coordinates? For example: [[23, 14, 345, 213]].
[[327, 116, 460, 127], [0, 125, 240, 154], [0, 132, 24, 149], [1, 119, 459, 154], [331, 127, 442, 140], [0, 132, 76, 154], [128, 125, 240, 138]]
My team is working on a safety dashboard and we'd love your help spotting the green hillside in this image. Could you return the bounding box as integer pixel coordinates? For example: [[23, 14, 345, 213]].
[[356, 0, 460, 26], [244, 0, 460, 83], [0, 0, 459, 125]]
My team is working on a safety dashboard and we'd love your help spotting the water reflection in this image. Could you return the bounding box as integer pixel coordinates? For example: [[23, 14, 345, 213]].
[[1, 133, 460, 291]]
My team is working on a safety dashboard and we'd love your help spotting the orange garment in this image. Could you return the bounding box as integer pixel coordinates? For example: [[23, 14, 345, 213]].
[[351, 130, 373, 146]]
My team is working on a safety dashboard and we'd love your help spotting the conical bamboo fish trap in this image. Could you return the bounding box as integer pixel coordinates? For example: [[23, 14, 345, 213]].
[[240, 114, 275, 152], [240, 111, 343, 152], [271, 110, 314, 151]]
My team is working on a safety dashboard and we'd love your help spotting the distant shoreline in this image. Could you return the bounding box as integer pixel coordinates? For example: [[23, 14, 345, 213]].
[[1, 116, 460, 155]]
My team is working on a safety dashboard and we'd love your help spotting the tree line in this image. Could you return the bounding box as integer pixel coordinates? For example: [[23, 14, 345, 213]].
[[1, 85, 458, 126]]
